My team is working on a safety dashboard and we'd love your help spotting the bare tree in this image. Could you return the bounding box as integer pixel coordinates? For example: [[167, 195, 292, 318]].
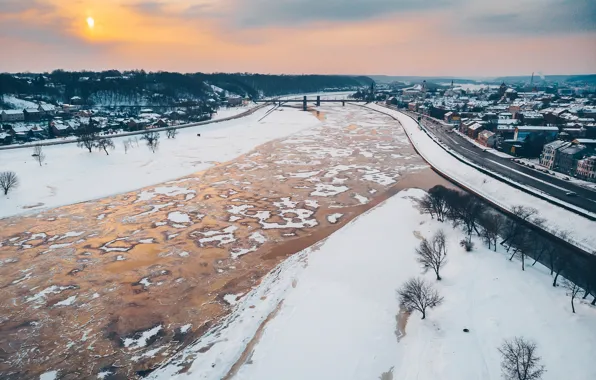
[[508, 229, 534, 271], [397, 277, 443, 319], [427, 185, 450, 222], [551, 250, 569, 287], [432, 229, 447, 256], [141, 131, 160, 153], [448, 193, 486, 237], [77, 130, 97, 153], [123, 139, 130, 154], [480, 212, 504, 251], [498, 337, 545, 380], [33, 144, 46, 167], [562, 279, 582, 313], [96, 137, 115, 155], [166, 127, 178, 139], [501, 206, 538, 253], [0, 171, 19, 195], [416, 231, 447, 280]]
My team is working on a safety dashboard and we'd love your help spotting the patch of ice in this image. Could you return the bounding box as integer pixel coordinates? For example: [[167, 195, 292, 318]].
[[310, 184, 349, 197], [249, 232, 267, 244], [139, 238, 155, 244], [327, 213, 343, 224], [180, 324, 192, 333], [97, 369, 113, 379], [123, 325, 163, 349], [354, 194, 369, 205], [231, 246, 258, 259], [136, 186, 195, 202], [273, 197, 298, 209], [167, 211, 191, 224], [289, 171, 320, 178], [49, 243, 72, 250], [97, 214, 105, 220], [39, 370, 58, 380], [55, 295, 77, 307], [223, 294, 242, 306], [178, 251, 190, 257], [304, 199, 319, 208], [26, 285, 74, 303], [139, 278, 151, 287]]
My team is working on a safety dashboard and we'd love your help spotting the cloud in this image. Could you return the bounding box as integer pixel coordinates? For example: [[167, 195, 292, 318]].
[[126, 1, 167, 15], [0, 0, 54, 14], [225, 0, 455, 28], [462, 0, 596, 35]]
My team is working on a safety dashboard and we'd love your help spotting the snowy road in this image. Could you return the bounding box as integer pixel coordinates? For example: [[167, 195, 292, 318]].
[[0, 104, 433, 379]]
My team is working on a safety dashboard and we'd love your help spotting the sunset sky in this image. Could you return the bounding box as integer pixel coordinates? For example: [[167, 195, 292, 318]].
[[1, 0, 595, 76]]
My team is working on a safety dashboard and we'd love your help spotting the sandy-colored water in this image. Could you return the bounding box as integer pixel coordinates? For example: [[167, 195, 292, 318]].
[[0, 104, 447, 379]]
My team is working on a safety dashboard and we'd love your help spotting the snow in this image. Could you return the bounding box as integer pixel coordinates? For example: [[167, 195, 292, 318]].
[[365, 104, 596, 253], [150, 189, 596, 380], [0, 105, 321, 218], [2, 94, 37, 109], [180, 324, 192, 333]]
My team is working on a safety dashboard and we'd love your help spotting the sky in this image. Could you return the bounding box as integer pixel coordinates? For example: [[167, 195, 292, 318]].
[[0, 0, 595, 76]]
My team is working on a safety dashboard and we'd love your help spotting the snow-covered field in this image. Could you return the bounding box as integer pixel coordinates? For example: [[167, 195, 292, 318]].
[[150, 189, 596, 380], [364, 104, 596, 253], [0, 105, 320, 218], [1, 94, 38, 109]]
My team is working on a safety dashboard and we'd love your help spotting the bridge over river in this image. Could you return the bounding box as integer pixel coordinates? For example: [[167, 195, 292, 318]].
[[255, 95, 369, 110]]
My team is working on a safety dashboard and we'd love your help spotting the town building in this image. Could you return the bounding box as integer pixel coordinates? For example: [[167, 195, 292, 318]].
[[24, 108, 41, 122], [575, 156, 596, 182], [1, 110, 24, 122], [553, 144, 587, 175], [477, 130, 496, 147], [539, 140, 571, 169]]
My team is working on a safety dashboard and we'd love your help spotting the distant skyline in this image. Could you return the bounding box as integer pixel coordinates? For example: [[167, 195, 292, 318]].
[[1, 0, 595, 75]]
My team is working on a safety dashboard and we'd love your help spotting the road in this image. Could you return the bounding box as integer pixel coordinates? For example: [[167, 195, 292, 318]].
[[391, 107, 596, 214]]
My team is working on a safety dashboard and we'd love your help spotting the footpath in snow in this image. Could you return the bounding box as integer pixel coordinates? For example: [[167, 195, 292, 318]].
[[0, 105, 319, 218], [150, 189, 596, 380], [364, 104, 596, 253]]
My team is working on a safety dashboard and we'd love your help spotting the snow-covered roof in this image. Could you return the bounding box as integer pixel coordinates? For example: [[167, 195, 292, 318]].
[[2, 110, 23, 115], [39, 104, 56, 111], [468, 123, 483, 131], [573, 138, 596, 145], [478, 130, 495, 138], [516, 126, 558, 131], [544, 140, 571, 150]]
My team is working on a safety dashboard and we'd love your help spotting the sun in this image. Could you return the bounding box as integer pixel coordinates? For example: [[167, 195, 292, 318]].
[[86, 17, 95, 29]]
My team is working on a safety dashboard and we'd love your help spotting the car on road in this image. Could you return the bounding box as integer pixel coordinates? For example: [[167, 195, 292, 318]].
[[565, 191, 577, 197]]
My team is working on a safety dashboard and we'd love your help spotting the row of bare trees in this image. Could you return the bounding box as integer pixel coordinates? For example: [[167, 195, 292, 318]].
[[77, 129, 167, 155], [417, 185, 596, 312]]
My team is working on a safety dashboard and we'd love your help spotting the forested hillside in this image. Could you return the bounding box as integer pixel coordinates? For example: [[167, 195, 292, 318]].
[[0, 71, 372, 106]]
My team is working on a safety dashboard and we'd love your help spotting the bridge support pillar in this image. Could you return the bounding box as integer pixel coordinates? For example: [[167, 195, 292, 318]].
[[303, 96, 307, 111], [316, 96, 321, 107], [342, 100, 345, 106]]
